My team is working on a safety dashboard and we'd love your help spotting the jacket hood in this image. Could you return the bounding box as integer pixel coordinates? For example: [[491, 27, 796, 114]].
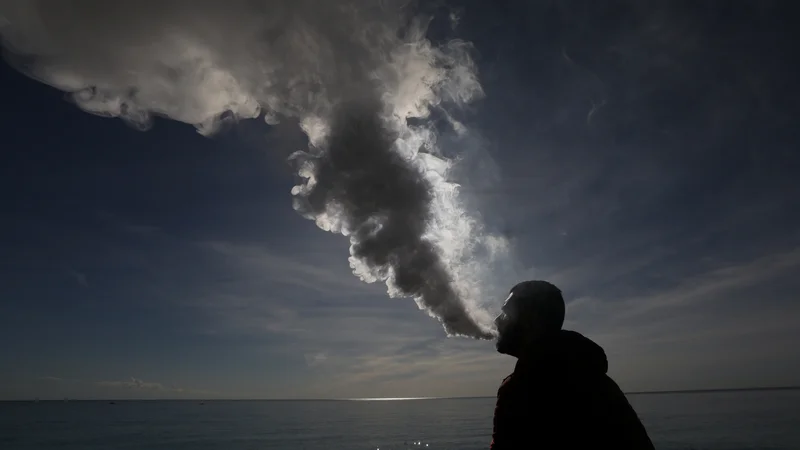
[[517, 329, 609, 375]]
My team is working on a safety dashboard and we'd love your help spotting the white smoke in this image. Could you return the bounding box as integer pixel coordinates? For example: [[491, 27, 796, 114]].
[[0, 0, 508, 338]]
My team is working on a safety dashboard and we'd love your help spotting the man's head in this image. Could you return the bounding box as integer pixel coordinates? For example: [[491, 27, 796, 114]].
[[494, 280, 565, 357]]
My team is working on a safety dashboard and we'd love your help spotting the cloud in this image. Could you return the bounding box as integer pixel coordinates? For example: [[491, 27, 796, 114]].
[[191, 239, 508, 341], [184, 239, 510, 394], [68, 269, 89, 287], [0, 0, 507, 339], [199, 291, 441, 351], [565, 245, 800, 329], [185, 239, 464, 375], [38, 376, 64, 382], [97, 377, 165, 390], [95, 377, 215, 396], [191, 238, 488, 344], [552, 244, 800, 390], [620, 246, 800, 319], [3, 2, 796, 398], [199, 240, 381, 298], [305, 337, 510, 398], [0, 0, 464, 133], [304, 353, 327, 367]]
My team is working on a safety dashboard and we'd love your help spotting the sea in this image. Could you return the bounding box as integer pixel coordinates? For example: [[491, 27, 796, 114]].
[[1, 389, 798, 450]]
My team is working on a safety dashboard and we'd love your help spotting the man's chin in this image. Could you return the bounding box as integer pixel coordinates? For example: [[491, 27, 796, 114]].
[[495, 338, 520, 357], [495, 339, 509, 355]]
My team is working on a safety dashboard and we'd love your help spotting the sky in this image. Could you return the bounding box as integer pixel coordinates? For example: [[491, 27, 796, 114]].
[[1, 1, 799, 400]]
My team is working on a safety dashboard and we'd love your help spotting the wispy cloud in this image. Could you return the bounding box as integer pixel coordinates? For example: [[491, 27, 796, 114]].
[[181, 238, 512, 398], [307, 337, 510, 398], [95, 377, 216, 397], [68, 269, 89, 288], [566, 245, 800, 330], [553, 245, 800, 390], [621, 246, 800, 319], [190, 239, 445, 345], [189, 237, 800, 396], [38, 376, 64, 382], [304, 353, 327, 367], [199, 240, 382, 298], [97, 377, 166, 390]]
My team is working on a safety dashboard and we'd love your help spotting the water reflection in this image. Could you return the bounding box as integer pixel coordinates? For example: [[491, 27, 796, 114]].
[[373, 440, 431, 449]]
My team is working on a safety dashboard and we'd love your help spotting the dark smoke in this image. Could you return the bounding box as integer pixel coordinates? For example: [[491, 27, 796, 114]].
[[0, 0, 506, 338], [291, 99, 493, 338]]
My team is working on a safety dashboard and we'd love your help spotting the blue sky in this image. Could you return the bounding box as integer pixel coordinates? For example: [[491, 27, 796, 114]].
[[1, 1, 799, 400]]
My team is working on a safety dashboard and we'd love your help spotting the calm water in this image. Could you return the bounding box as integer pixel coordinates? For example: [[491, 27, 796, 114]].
[[1, 390, 798, 449]]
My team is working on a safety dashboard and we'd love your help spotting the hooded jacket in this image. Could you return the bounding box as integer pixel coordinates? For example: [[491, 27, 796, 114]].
[[490, 330, 654, 449]]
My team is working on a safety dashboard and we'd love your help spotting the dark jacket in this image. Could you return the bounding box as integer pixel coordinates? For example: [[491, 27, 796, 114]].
[[491, 330, 654, 449]]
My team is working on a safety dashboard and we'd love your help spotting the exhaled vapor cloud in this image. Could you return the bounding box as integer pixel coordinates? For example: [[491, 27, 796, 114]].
[[0, 0, 506, 338]]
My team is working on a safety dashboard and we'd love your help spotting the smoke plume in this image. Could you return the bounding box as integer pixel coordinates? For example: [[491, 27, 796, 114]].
[[0, 0, 506, 338]]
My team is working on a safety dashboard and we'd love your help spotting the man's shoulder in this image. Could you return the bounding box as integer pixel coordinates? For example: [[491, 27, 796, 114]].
[[497, 373, 513, 392]]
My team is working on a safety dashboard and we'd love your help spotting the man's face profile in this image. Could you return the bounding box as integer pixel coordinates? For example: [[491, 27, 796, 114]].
[[494, 292, 520, 355]]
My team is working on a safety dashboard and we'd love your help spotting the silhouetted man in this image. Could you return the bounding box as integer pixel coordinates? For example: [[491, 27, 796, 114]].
[[491, 280, 654, 449]]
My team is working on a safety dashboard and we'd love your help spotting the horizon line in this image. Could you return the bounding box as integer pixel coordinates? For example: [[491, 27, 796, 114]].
[[3, 385, 799, 402], [625, 385, 800, 396]]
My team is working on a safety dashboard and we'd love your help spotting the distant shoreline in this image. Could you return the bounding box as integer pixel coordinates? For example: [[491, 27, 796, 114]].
[[625, 385, 800, 396], [3, 386, 799, 402]]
